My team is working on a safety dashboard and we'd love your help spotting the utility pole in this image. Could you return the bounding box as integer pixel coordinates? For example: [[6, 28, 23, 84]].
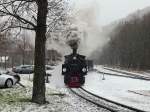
[[102, 73, 105, 80]]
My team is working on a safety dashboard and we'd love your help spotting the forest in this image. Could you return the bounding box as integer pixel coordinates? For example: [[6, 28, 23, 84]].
[[94, 12, 150, 70]]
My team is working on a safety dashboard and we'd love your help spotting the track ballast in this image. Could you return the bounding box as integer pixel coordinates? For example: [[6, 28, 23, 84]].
[[69, 87, 147, 112]]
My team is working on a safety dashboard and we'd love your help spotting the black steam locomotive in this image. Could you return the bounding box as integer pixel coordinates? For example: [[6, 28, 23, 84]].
[[62, 48, 87, 88]]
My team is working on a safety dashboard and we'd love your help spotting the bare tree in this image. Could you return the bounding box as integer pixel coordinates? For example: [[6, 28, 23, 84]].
[[14, 32, 34, 65], [0, 0, 69, 104]]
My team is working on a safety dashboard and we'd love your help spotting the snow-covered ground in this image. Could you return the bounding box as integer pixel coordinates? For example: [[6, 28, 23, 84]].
[[95, 65, 150, 78], [0, 65, 107, 112], [95, 65, 131, 77], [84, 66, 150, 111], [103, 66, 150, 78], [1, 65, 150, 112]]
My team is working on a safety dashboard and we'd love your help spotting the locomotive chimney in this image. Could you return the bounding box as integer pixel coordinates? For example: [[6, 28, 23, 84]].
[[71, 41, 78, 55], [73, 48, 77, 55]]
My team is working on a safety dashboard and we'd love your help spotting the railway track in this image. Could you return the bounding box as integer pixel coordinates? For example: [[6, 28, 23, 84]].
[[69, 87, 147, 112], [104, 67, 150, 79], [94, 68, 150, 81]]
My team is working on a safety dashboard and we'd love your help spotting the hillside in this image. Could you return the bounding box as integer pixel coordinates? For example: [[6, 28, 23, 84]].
[[91, 6, 150, 70]]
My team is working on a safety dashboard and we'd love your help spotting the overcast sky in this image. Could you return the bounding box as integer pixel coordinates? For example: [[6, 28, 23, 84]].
[[72, 0, 150, 26]]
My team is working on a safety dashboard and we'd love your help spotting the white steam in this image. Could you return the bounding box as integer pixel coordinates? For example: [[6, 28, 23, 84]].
[[69, 0, 108, 57]]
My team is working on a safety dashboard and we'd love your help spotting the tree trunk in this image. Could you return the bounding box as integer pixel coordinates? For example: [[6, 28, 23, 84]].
[[32, 0, 48, 104]]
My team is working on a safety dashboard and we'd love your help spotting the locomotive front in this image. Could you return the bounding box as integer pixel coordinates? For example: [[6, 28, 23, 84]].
[[62, 46, 87, 88]]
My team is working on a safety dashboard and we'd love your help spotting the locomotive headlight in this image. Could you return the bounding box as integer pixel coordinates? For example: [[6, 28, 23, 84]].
[[62, 68, 67, 72], [73, 56, 77, 60], [82, 68, 87, 72]]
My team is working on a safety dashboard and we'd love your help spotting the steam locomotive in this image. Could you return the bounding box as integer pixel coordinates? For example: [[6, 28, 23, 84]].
[[62, 48, 87, 88]]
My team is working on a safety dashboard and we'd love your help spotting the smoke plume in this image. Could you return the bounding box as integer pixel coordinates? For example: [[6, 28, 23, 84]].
[[69, 0, 108, 57]]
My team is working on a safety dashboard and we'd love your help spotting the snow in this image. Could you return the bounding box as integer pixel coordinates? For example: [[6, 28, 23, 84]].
[[84, 66, 150, 111], [95, 65, 131, 77], [1, 64, 150, 112], [0, 65, 107, 112], [103, 66, 150, 78], [48, 64, 65, 88], [35, 65, 150, 111]]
